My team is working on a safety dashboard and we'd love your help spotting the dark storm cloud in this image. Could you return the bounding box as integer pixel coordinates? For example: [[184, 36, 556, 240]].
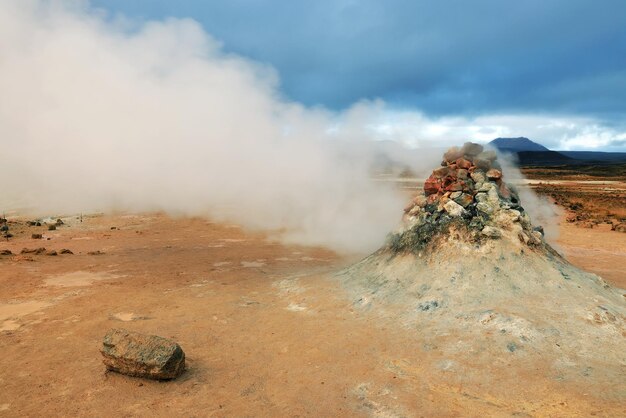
[[94, 0, 626, 119]]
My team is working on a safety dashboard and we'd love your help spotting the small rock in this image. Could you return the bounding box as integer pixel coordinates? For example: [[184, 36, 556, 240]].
[[21, 247, 46, 255], [46, 250, 58, 256], [48, 225, 56, 231], [443, 146, 464, 163], [59, 249, 74, 255], [486, 168, 502, 180], [455, 158, 472, 169], [454, 193, 474, 208], [32, 234, 43, 239], [520, 212, 532, 230], [461, 142, 484, 156], [533, 226, 544, 236], [470, 170, 486, 183], [55, 219, 64, 225], [481, 226, 502, 238], [0, 249, 12, 256], [449, 191, 462, 199], [101, 328, 185, 380], [611, 223, 626, 232], [476, 150, 497, 161], [457, 169, 468, 179], [529, 231, 542, 245], [477, 201, 495, 214], [443, 200, 466, 217], [424, 177, 441, 195], [432, 167, 450, 178], [473, 158, 491, 170], [88, 250, 105, 256]]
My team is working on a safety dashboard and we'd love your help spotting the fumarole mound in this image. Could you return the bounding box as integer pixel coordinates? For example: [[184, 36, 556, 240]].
[[338, 143, 625, 394]]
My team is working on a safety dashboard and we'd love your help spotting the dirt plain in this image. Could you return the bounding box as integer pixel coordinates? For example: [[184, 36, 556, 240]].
[[0, 167, 625, 417]]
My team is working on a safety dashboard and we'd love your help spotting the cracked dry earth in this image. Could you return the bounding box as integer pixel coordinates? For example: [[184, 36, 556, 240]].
[[0, 213, 624, 417]]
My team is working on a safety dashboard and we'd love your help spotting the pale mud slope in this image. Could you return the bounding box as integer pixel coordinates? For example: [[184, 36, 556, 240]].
[[339, 235, 625, 386]]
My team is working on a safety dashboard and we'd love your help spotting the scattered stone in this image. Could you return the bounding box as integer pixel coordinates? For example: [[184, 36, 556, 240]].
[[87, 250, 105, 256], [46, 250, 58, 256], [21, 247, 46, 255], [55, 219, 64, 225], [59, 249, 74, 255], [47, 225, 56, 231], [32, 234, 43, 239], [101, 328, 185, 380], [417, 300, 440, 311], [0, 250, 12, 256], [611, 223, 626, 233], [533, 226, 544, 236]]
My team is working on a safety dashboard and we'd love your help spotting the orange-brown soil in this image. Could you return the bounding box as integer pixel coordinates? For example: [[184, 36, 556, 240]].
[[0, 209, 624, 417]]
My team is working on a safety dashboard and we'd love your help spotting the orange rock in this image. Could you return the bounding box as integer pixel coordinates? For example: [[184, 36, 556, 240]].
[[424, 176, 441, 195], [456, 158, 472, 169]]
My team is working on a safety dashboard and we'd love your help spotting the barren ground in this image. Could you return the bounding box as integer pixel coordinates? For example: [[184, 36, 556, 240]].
[[1, 176, 625, 417]]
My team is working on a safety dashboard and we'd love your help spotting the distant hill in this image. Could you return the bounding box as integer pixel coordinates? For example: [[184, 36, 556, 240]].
[[559, 151, 626, 163], [489, 137, 549, 152], [514, 151, 575, 166]]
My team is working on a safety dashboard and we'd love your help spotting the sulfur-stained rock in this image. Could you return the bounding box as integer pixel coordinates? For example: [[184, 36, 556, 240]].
[[101, 328, 185, 380], [444, 200, 466, 217]]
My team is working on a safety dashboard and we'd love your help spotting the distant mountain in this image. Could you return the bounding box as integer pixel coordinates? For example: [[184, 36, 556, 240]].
[[489, 137, 549, 152]]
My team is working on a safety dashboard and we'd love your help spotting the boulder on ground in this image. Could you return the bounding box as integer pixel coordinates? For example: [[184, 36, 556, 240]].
[[47, 224, 56, 231], [101, 328, 185, 380]]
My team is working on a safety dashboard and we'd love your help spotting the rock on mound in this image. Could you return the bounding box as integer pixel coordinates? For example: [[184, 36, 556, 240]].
[[396, 141, 544, 252], [337, 142, 626, 390]]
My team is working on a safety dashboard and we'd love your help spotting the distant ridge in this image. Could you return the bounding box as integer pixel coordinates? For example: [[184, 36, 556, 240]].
[[489, 137, 549, 152]]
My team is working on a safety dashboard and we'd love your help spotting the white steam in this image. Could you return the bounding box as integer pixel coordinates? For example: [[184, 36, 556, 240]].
[[0, 1, 414, 253]]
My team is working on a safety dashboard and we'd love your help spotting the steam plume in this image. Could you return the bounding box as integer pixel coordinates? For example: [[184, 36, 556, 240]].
[[0, 1, 412, 252]]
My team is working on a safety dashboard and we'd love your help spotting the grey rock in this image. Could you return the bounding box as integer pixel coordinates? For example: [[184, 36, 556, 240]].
[[477, 150, 497, 161], [470, 171, 486, 183], [481, 226, 502, 238]]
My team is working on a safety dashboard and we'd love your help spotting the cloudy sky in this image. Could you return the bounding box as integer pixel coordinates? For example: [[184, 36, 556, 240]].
[[88, 0, 626, 151], [35, 1, 626, 150]]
